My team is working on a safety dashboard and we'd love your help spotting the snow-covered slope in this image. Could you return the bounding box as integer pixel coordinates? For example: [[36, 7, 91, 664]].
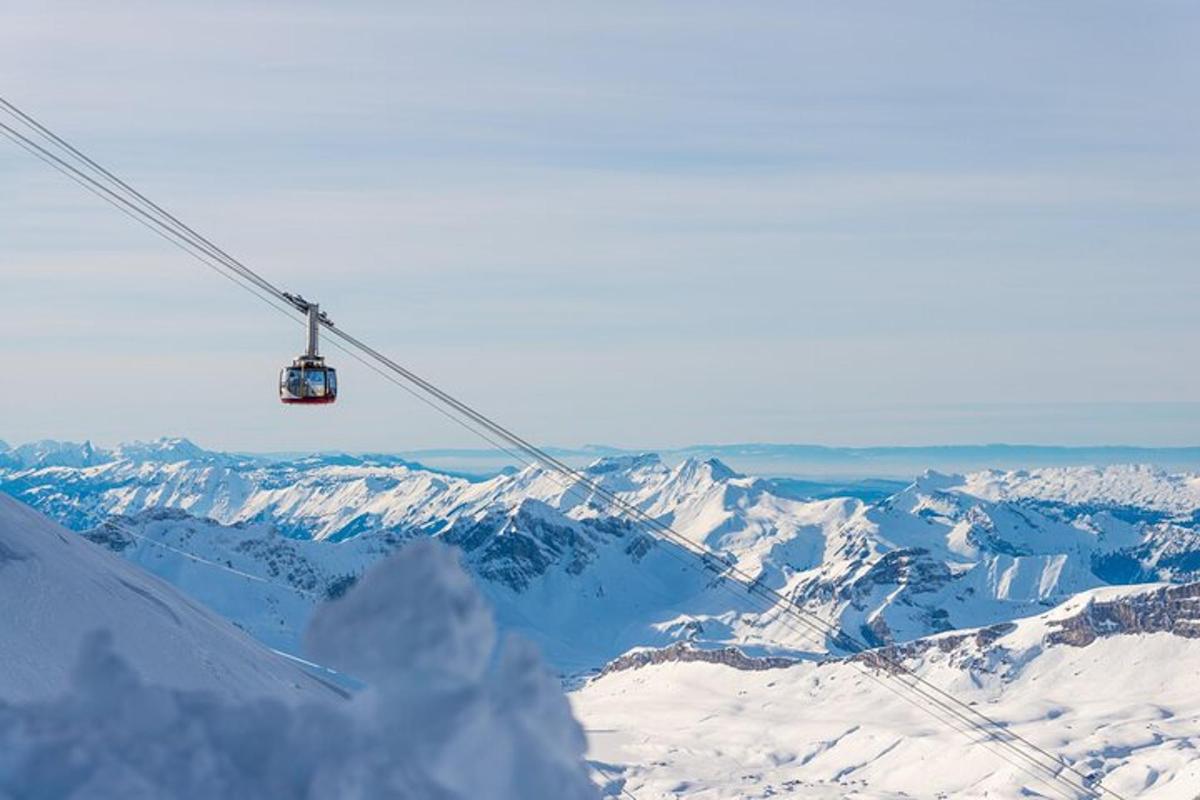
[[79, 505, 771, 674], [0, 518, 598, 799], [0, 493, 336, 703], [577, 582, 1200, 799]]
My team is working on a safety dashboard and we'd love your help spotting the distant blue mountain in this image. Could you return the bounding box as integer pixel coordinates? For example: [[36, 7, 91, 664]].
[[4, 436, 1199, 479], [389, 442, 1200, 479]]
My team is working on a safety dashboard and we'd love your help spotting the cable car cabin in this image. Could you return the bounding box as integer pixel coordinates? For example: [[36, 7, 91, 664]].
[[279, 294, 337, 405], [280, 357, 337, 404]]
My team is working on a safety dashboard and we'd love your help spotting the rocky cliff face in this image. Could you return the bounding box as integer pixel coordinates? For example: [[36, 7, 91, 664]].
[[601, 642, 799, 675], [1046, 582, 1200, 647], [845, 581, 1200, 681], [606, 581, 1200, 685], [442, 499, 646, 592]]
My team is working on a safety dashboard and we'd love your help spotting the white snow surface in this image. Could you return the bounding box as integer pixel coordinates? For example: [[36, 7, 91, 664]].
[[0, 502, 597, 800], [955, 464, 1200, 516], [0, 492, 334, 704], [577, 586, 1200, 799]]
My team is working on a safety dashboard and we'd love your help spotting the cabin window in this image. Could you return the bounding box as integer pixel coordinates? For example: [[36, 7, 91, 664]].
[[285, 369, 303, 396]]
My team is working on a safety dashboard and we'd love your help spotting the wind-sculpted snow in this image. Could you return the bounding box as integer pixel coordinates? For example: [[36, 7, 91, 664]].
[[0, 530, 597, 800], [306, 538, 498, 683]]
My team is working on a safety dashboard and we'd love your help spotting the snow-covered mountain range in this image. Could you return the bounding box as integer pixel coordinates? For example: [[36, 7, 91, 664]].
[[4, 438, 1199, 666], [5, 437, 1200, 796]]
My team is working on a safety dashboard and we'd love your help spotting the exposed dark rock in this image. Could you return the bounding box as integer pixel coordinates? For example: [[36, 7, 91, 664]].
[[852, 582, 1200, 674], [862, 616, 892, 648], [443, 500, 632, 592], [324, 573, 358, 601], [625, 532, 656, 561], [858, 548, 951, 594], [601, 642, 799, 676], [81, 524, 134, 553], [234, 539, 320, 590], [1046, 583, 1200, 647], [851, 622, 1018, 673]]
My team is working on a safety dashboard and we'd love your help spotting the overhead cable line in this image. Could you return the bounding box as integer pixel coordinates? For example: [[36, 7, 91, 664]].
[[0, 96, 1122, 800]]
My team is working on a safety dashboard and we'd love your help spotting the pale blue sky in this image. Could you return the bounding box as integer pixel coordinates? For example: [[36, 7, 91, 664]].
[[2, 1, 1198, 451]]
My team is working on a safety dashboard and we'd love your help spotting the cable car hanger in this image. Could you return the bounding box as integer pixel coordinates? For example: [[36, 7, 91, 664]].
[[279, 293, 337, 405]]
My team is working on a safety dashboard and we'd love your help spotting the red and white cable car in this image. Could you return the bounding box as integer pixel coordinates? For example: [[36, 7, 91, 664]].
[[280, 294, 338, 405]]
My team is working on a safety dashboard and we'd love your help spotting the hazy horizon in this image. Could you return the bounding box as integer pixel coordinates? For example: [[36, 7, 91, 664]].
[[8, 432, 1200, 453], [7, 434, 1200, 480]]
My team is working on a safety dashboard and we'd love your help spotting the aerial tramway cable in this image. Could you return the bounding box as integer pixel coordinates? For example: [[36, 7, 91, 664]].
[[0, 97, 1126, 800]]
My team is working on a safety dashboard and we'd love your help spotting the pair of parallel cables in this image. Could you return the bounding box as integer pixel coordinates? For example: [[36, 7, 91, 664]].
[[0, 97, 1125, 800]]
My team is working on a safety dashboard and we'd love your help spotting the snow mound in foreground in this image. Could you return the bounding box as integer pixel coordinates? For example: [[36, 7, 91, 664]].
[[0, 538, 597, 800]]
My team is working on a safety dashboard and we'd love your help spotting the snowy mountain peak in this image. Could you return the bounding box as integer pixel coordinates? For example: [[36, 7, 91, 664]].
[[584, 452, 664, 475], [913, 469, 963, 491], [6, 439, 104, 469], [111, 437, 215, 464], [674, 456, 740, 483]]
